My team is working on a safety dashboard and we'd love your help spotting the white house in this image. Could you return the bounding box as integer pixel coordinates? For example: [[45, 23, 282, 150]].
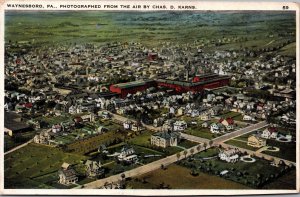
[[261, 127, 278, 139], [218, 148, 240, 163], [210, 123, 225, 134], [52, 124, 62, 133], [243, 114, 255, 121], [173, 120, 187, 131], [123, 120, 132, 130], [117, 145, 138, 163], [200, 113, 211, 121]]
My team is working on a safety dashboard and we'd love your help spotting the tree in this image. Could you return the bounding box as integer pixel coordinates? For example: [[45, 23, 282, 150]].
[[209, 140, 213, 147], [176, 152, 181, 161], [203, 142, 207, 151], [121, 173, 126, 181], [183, 150, 188, 158], [196, 145, 201, 152], [190, 148, 195, 155]]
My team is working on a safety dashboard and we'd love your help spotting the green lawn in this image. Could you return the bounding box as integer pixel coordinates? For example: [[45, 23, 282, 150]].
[[35, 115, 72, 126], [4, 131, 37, 152], [262, 140, 296, 162], [178, 139, 199, 149], [224, 139, 259, 151], [179, 147, 290, 188], [128, 130, 152, 147], [219, 111, 242, 119], [126, 164, 250, 189], [194, 147, 219, 158], [262, 169, 296, 189], [234, 131, 259, 141], [5, 143, 87, 188], [185, 125, 220, 140]]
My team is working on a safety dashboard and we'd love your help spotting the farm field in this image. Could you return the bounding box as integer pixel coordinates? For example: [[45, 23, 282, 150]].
[[5, 12, 296, 54], [126, 164, 250, 189], [4, 143, 87, 188]]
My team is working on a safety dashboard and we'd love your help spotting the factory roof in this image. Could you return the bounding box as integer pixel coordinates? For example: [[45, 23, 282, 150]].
[[157, 75, 231, 87], [112, 80, 155, 89]]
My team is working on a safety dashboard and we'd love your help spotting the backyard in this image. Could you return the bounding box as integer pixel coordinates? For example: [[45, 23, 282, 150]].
[[4, 143, 87, 189]]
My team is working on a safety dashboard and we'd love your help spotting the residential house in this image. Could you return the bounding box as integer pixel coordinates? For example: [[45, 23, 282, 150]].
[[174, 107, 183, 117], [173, 120, 187, 131], [243, 114, 255, 121], [218, 148, 240, 163], [52, 124, 62, 133], [261, 127, 278, 139], [200, 113, 211, 121], [85, 160, 104, 178], [219, 117, 235, 131], [117, 145, 138, 163], [58, 163, 78, 185], [33, 130, 51, 145], [151, 131, 180, 148], [247, 134, 267, 148], [81, 113, 95, 122], [210, 122, 225, 134], [153, 117, 164, 127], [201, 122, 209, 128], [123, 120, 132, 130]]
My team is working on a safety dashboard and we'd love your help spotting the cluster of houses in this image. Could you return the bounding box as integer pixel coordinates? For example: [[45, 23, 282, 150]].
[[32, 112, 108, 146], [123, 120, 144, 132], [58, 160, 105, 185]]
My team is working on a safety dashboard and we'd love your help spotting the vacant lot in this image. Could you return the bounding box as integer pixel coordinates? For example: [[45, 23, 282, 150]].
[[126, 164, 250, 189], [5, 143, 87, 188]]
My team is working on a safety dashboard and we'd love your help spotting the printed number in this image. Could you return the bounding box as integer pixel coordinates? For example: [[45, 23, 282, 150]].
[[283, 6, 289, 10]]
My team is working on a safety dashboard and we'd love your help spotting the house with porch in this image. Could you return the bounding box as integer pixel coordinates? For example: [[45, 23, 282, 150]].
[[58, 163, 78, 185]]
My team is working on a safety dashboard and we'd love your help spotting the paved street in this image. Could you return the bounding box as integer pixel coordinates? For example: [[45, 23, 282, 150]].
[[4, 139, 33, 155], [82, 143, 209, 189], [180, 132, 210, 143], [213, 121, 268, 144], [106, 111, 162, 132]]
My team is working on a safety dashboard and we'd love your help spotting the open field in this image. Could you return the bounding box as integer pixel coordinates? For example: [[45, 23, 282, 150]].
[[126, 164, 250, 189], [5, 11, 296, 53], [4, 143, 87, 188]]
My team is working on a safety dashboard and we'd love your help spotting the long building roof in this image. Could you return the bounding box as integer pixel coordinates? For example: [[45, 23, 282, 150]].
[[157, 75, 231, 87], [112, 80, 154, 89]]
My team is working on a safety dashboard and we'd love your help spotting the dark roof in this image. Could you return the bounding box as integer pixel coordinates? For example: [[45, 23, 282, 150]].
[[152, 131, 180, 140], [157, 75, 230, 87], [5, 112, 30, 132], [59, 168, 77, 178]]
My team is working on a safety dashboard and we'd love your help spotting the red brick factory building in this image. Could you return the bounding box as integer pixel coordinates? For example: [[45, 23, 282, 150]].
[[110, 73, 230, 98]]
